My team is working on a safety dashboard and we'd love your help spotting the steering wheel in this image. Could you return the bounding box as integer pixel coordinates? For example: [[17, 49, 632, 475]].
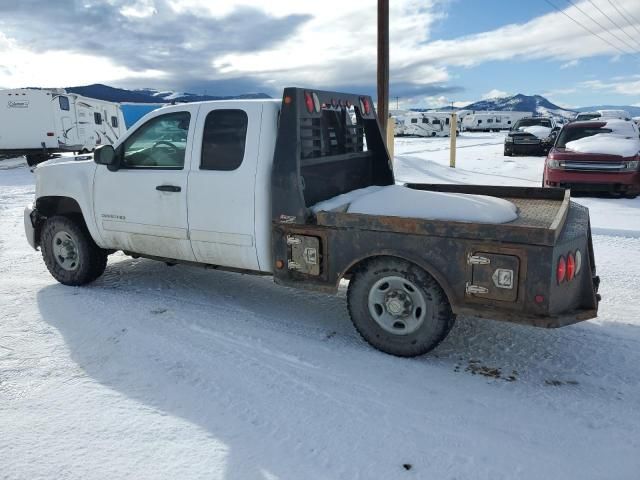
[[151, 140, 178, 154]]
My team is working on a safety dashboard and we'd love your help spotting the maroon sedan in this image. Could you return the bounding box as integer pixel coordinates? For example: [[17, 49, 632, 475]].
[[543, 120, 640, 198]]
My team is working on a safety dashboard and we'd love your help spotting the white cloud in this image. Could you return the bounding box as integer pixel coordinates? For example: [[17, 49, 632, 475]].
[[0, 33, 166, 88], [212, 0, 448, 90], [482, 89, 509, 100], [560, 59, 579, 69], [120, 0, 157, 19], [0, 0, 639, 100], [580, 76, 640, 96]]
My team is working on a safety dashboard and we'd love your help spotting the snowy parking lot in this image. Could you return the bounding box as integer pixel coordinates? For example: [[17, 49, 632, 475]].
[[1, 133, 639, 479]]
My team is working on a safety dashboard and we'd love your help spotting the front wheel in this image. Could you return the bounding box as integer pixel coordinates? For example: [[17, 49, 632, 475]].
[[41, 216, 108, 286], [347, 257, 455, 357]]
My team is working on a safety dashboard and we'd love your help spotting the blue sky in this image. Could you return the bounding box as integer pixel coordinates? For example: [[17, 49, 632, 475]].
[[425, 0, 640, 109], [0, 0, 638, 109]]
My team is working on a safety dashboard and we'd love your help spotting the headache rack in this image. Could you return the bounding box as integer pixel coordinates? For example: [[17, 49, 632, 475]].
[[271, 87, 394, 224]]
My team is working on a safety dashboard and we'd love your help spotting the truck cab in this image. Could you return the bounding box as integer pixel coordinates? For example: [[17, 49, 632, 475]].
[[25, 88, 600, 358]]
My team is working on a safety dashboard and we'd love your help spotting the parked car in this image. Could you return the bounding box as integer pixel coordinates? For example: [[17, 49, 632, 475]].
[[543, 120, 640, 198], [24, 88, 599, 358], [504, 117, 559, 156]]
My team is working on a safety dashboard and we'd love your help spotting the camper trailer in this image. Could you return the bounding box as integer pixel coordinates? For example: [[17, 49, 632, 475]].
[[462, 111, 529, 132], [392, 115, 408, 136], [0, 88, 126, 165], [403, 113, 450, 137], [426, 111, 461, 135]]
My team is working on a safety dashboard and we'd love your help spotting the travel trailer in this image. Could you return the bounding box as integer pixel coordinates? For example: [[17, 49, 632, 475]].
[[427, 111, 461, 135], [462, 111, 529, 132], [403, 113, 450, 137], [0, 88, 126, 165]]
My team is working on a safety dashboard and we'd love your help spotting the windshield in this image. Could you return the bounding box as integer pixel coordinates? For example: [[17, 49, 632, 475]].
[[514, 118, 552, 129], [556, 126, 613, 148]]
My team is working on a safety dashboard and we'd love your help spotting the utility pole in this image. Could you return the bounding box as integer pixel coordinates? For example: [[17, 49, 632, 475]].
[[377, 0, 389, 137]]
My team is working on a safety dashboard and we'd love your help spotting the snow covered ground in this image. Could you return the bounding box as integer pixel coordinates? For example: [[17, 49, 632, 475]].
[[1, 135, 639, 479]]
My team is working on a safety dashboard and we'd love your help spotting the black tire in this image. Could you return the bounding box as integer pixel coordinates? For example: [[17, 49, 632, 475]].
[[347, 257, 455, 357], [504, 147, 512, 156], [625, 193, 638, 199], [41, 215, 108, 286]]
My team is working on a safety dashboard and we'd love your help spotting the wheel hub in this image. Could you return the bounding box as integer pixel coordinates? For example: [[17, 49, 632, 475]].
[[52, 231, 79, 271], [384, 290, 413, 317], [367, 276, 428, 336]]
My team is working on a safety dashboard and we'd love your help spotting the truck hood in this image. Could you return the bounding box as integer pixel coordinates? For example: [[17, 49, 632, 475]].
[[36, 154, 94, 168], [515, 125, 552, 139], [550, 147, 632, 162]]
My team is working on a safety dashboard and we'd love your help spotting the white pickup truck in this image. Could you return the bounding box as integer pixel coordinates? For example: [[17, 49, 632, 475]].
[[25, 88, 600, 357]]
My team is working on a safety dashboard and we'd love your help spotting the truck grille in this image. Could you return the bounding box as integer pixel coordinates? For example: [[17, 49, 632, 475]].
[[561, 161, 625, 172]]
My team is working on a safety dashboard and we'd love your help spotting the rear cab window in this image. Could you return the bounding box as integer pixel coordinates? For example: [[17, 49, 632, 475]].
[[200, 109, 248, 171]]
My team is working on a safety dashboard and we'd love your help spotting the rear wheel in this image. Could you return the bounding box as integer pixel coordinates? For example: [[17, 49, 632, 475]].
[[347, 257, 455, 357], [41, 216, 108, 286]]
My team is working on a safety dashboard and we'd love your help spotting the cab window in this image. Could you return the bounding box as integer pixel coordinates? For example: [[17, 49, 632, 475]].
[[121, 111, 190, 169], [201, 109, 248, 171]]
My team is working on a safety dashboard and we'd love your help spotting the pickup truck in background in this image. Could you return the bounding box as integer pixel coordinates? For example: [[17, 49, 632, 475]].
[[504, 116, 560, 156], [24, 88, 600, 357]]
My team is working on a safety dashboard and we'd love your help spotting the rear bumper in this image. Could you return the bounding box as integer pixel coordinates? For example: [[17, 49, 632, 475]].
[[24, 204, 37, 250], [544, 168, 640, 193]]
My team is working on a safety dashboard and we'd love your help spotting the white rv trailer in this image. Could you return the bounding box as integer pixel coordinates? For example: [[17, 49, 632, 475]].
[[392, 115, 408, 136], [0, 88, 126, 165], [462, 111, 530, 132], [403, 113, 450, 137], [426, 111, 461, 135]]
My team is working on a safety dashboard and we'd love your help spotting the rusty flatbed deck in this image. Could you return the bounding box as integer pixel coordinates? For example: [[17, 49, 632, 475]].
[[314, 184, 570, 247]]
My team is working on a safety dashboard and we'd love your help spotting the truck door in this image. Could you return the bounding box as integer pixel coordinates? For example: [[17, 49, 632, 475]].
[[93, 107, 198, 261], [187, 103, 262, 270]]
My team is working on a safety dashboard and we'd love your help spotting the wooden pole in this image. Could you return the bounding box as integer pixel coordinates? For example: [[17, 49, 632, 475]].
[[377, 0, 389, 137], [449, 112, 457, 168]]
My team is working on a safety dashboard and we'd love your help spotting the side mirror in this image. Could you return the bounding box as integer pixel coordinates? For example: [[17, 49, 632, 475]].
[[94, 145, 119, 170]]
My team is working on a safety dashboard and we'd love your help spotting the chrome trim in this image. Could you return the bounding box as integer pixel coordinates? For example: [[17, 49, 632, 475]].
[[561, 162, 624, 171]]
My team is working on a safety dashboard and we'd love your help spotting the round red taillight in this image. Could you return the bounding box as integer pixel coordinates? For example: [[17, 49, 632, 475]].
[[566, 252, 575, 281], [557, 256, 566, 284], [304, 91, 314, 113]]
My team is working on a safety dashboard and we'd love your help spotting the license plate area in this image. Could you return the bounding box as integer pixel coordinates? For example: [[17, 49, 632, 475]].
[[467, 252, 519, 302]]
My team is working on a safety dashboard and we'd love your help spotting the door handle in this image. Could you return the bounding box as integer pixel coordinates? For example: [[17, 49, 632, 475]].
[[156, 185, 181, 193]]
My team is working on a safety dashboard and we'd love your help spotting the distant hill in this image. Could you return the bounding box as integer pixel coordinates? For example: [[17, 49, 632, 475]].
[[65, 83, 271, 103], [460, 94, 576, 120]]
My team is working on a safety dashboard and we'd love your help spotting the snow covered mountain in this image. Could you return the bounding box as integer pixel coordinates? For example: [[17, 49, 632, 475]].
[[65, 84, 270, 104], [461, 94, 577, 120]]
